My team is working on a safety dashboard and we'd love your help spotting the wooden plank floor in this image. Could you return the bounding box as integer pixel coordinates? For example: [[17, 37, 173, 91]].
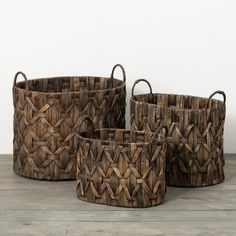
[[0, 154, 236, 236]]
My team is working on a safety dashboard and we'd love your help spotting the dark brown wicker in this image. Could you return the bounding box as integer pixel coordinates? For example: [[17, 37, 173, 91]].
[[76, 116, 168, 208], [130, 79, 226, 187], [12, 64, 126, 180]]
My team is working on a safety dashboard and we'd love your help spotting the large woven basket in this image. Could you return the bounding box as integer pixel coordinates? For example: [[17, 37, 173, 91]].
[[77, 116, 168, 208], [13, 64, 126, 180], [130, 79, 226, 187]]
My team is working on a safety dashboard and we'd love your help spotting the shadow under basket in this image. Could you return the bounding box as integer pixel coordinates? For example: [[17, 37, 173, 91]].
[[12, 64, 126, 180], [77, 116, 168, 208], [130, 79, 226, 187]]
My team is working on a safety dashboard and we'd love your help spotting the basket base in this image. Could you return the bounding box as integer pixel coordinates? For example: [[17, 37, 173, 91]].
[[13, 165, 76, 181], [77, 195, 165, 208], [166, 178, 225, 187]]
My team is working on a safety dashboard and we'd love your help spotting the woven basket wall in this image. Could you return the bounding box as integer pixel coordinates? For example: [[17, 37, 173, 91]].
[[130, 79, 226, 187], [12, 64, 126, 180], [77, 116, 167, 208]]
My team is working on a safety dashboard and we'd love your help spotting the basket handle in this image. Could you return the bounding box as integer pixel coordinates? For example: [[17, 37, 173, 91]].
[[77, 115, 95, 135], [151, 125, 168, 144], [207, 90, 226, 107], [111, 64, 126, 82], [14, 71, 28, 90], [131, 79, 153, 98]]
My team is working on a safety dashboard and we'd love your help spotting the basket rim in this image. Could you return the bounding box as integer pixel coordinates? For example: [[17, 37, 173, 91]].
[[130, 92, 225, 111], [13, 76, 125, 95], [77, 128, 163, 146]]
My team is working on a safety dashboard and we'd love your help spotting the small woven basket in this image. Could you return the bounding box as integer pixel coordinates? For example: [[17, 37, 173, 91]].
[[77, 116, 168, 208], [13, 64, 126, 180], [130, 79, 226, 187]]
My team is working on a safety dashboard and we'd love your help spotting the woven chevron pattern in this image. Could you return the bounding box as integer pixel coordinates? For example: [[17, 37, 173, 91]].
[[130, 79, 226, 187], [77, 123, 167, 208], [13, 66, 126, 180]]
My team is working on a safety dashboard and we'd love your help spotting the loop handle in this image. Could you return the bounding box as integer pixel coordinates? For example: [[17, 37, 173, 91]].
[[151, 125, 168, 144], [111, 64, 126, 82], [77, 115, 95, 135], [207, 90, 226, 107], [131, 79, 153, 98], [14, 71, 28, 90]]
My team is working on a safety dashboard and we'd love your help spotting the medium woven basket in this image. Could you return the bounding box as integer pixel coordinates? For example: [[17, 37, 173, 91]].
[[130, 79, 226, 187], [13, 64, 126, 180], [77, 116, 168, 208]]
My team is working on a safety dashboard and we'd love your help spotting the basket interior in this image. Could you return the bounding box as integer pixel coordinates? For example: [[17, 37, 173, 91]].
[[15, 76, 124, 93], [133, 93, 224, 110], [79, 129, 157, 145]]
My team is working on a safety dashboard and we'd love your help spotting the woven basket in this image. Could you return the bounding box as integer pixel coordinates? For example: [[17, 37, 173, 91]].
[[77, 116, 168, 208], [130, 79, 226, 187], [13, 64, 126, 180]]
